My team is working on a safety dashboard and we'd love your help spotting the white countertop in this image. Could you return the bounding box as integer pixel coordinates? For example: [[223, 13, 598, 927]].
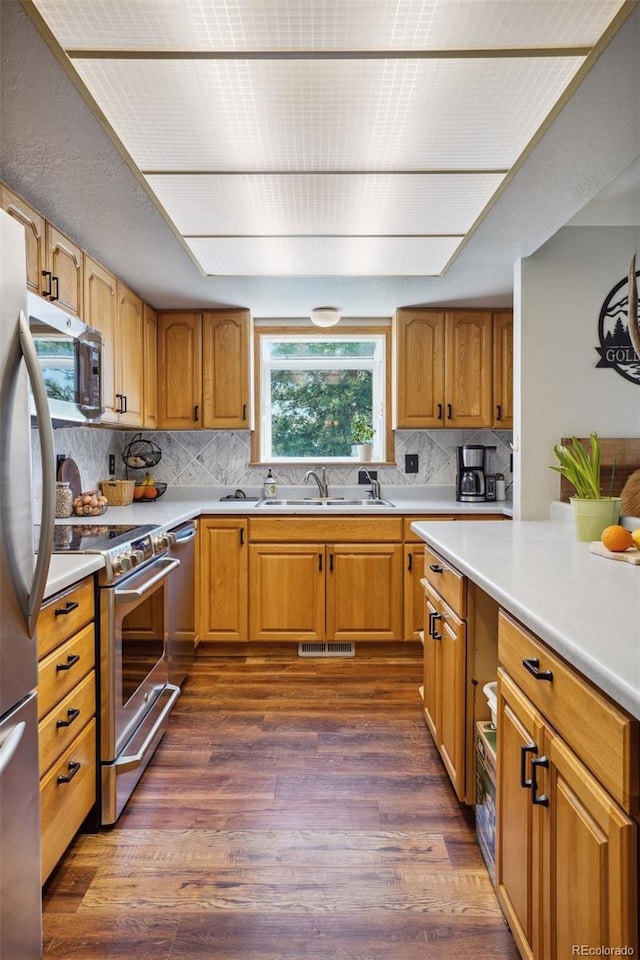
[[42, 485, 510, 598], [410, 517, 640, 720]]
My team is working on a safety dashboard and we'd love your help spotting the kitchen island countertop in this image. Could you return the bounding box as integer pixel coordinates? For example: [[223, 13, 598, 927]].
[[410, 517, 640, 720]]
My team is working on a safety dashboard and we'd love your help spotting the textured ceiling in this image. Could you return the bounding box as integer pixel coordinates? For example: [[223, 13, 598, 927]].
[[1, 1, 638, 315]]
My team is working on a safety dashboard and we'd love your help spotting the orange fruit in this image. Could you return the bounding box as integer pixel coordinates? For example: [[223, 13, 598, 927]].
[[133, 486, 145, 500], [601, 525, 634, 552], [143, 486, 157, 499]]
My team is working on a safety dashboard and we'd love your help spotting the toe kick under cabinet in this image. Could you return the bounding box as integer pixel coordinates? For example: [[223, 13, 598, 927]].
[[38, 577, 97, 883]]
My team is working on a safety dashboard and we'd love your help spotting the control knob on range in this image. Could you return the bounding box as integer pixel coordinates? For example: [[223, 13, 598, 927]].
[[130, 549, 145, 566], [112, 553, 132, 577], [153, 533, 170, 551]]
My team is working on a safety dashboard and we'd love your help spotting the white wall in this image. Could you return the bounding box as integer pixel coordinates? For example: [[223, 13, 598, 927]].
[[514, 225, 640, 519]]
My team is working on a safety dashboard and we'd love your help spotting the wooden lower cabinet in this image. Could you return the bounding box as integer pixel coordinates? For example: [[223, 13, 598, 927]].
[[37, 577, 96, 883], [248, 541, 403, 643], [422, 580, 466, 801], [199, 518, 248, 641], [497, 668, 638, 960], [249, 543, 325, 642]]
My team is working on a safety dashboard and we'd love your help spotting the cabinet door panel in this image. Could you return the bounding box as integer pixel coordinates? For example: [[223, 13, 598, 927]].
[[202, 310, 250, 428], [326, 543, 403, 642], [116, 282, 143, 426], [445, 311, 492, 427], [158, 312, 202, 429], [497, 670, 543, 960], [200, 519, 248, 642], [84, 255, 118, 422], [143, 303, 158, 429], [422, 588, 440, 741], [404, 544, 425, 641], [249, 544, 325, 641], [544, 730, 638, 960], [493, 311, 513, 428], [395, 310, 445, 428], [438, 609, 466, 800], [46, 224, 83, 317], [1, 184, 46, 294]]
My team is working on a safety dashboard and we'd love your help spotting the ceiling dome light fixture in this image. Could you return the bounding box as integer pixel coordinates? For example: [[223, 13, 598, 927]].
[[310, 306, 341, 328]]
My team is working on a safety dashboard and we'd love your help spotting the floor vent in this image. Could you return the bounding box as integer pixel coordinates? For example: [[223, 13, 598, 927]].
[[298, 642, 355, 658]]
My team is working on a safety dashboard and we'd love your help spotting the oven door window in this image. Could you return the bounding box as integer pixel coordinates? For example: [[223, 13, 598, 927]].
[[121, 587, 166, 706]]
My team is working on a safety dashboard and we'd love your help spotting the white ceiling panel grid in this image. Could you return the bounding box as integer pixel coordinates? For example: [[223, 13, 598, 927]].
[[34, 1, 626, 52], [73, 57, 585, 171], [145, 172, 506, 235], [186, 236, 463, 276], [26, 0, 632, 280]]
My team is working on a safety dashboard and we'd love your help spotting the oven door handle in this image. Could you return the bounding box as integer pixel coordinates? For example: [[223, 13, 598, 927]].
[[114, 557, 180, 603], [115, 683, 181, 774]]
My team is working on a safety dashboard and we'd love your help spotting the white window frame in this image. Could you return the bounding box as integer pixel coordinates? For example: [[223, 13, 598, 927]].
[[259, 332, 387, 463]]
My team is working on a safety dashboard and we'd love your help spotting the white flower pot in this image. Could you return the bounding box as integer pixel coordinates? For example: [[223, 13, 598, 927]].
[[355, 443, 373, 462]]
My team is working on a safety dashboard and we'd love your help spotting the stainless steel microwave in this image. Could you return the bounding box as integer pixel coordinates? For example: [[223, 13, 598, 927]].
[[27, 292, 103, 423]]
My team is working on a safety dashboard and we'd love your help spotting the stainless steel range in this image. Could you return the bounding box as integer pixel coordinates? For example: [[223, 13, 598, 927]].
[[49, 522, 180, 824]]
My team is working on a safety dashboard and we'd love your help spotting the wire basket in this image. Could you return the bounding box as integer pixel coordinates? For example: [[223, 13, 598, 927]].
[[122, 433, 162, 471], [100, 479, 135, 506]]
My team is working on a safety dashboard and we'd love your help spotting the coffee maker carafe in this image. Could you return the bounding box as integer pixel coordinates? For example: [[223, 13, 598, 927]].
[[456, 445, 486, 502]]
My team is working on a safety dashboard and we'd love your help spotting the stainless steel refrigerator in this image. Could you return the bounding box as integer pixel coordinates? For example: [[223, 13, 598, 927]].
[[0, 208, 56, 959]]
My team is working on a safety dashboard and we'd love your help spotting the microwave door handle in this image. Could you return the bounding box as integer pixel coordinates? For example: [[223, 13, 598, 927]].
[[19, 311, 56, 635]]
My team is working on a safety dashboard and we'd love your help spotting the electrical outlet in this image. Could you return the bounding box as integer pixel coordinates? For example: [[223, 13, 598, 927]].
[[358, 469, 377, 484], [109, 454, 116, 475], [405, 454, 419, 473]]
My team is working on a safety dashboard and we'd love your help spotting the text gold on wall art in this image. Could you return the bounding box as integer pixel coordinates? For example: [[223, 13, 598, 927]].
[[595, 254, 640, 385]]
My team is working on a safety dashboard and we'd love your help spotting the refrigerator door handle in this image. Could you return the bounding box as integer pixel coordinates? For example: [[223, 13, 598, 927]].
[[18, 310, 56, 636], [0, 721, 26, 777]]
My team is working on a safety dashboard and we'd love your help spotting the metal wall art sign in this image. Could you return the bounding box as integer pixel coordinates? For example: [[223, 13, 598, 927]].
[[595, 254, 640, 385]]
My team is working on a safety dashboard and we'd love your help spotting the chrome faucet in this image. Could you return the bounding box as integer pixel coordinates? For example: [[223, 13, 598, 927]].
[[304, 467, 329, 499], [363, 470, 381, 500]]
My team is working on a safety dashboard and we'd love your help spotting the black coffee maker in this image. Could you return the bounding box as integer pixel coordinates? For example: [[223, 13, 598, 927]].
[[456, 444, 488, 502]]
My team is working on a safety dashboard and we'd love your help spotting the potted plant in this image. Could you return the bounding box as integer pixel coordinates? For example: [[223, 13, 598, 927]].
[[351, 412, 374, 462], [550, 433, 621, 541]]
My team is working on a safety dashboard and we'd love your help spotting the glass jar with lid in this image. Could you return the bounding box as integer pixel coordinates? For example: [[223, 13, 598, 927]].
[[55, 481, 73, 518]]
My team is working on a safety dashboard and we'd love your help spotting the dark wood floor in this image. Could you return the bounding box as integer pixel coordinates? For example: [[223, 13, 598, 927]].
[[42, 649, 518, 959]]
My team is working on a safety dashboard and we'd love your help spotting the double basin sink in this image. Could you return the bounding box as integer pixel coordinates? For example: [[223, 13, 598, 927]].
[[256, 496, 394, 507]]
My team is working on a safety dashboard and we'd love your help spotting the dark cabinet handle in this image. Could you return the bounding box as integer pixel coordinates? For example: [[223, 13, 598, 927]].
[[115, 393, 122, 413], [239, 527, 244, 546], [56, 707, 80, 729], [57, 760, 81, 784], [194, 404, 199, 422], [242, 403, 247, 421], [329, 554, 334, 572], [496, 404, 502, 422], [531, 756, 549, 806], [56, 653, 80, 672], [437, 403, 443, 420], [447, 403, 453, 420], [407, 553, 412, 571], [42, 270, 52, 297], [50, 274, 59, 301], [520, 742, 537, 788], [122, 394, 128, 413], [428, 611, 442, 638], [318, 553, 323, 572], [429, 563, 443, 573], [522, 657, 553, 682], [55, 600, 79, 617]]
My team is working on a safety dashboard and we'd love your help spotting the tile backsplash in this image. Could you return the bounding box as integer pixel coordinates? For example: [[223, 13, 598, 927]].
[[32, 426, 513, 498]]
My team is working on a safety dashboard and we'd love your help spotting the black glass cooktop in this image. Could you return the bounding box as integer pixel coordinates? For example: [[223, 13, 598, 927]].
[[37, 523, 155, 553]]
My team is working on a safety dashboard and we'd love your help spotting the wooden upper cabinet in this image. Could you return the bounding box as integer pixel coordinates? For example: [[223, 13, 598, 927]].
[[143, 303, 158, 429], [202, 310, 251, 429], [394, 308, 494, 429], [395, 310, 445, 428], [157, 311, 203, 430], [45, 224, 83, 318], [493, 310, 513, 428], [116, 282, 144, 427], [445, 310, 493, 428], [1, 183, 46, 295], [84, 255, 118, 422]]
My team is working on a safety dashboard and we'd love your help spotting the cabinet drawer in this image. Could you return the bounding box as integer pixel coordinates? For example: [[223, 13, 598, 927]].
[[499, 611, 639, 814], [249, 516, 402, 542], [38, 578, 94, 658], [37, 623, 95, 719], [423, 545, 466, 616], [40, 718, 96, 883], [39, 671, 95, 777]]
